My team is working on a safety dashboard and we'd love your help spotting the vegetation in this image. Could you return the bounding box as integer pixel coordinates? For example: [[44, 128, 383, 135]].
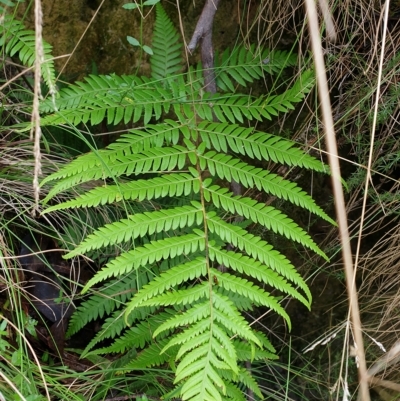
[[0, 0, 399, 400]]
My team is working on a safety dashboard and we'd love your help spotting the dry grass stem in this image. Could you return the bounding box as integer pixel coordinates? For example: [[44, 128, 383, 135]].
[[304, 0, 370, 399]]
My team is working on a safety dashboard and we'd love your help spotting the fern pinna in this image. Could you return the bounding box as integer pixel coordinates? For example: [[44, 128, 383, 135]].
[[38, 4, 334, 401]]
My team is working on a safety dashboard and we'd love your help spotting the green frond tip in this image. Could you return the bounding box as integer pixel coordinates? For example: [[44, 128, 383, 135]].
[[151, 3, 182, 81]]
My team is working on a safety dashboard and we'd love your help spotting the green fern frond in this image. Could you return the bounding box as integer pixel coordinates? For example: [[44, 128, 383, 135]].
[[211, 268, 291, 329], [66, 276, 136, 337], [196, 122, 327, 172], [36, 74, 173, 127], [206, 214, 312, 301], [92, 311, 172, 355], [83, 308, 150, 355], [205, 185, 327, 260], [33, 6, 335, 398], [0, 15, 56, 92], [202, 151, 335, 224], [234, 340, 277, 361], [209, 246, 310, 307], [122, 338, 178, 370], [215, 45, 297, 91], [44, 172, 198, 211], [82, 235, 206, 291], [65, 204, 203, 257], [140, 282, 209, 307], [194, 70, 314, 123], [150, 3, 182, 81], [124, 259, 208, 315]]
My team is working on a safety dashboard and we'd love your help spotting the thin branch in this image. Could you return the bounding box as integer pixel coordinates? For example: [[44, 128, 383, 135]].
[[187, 0, 221, 93]]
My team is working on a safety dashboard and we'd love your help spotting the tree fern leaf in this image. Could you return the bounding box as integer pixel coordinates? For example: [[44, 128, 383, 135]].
[[35, 74, 173, 128], [83, 307, 148, 355], [233, 339, 277, 361], [150, 3, 182, 80], [211, 268, 291, 329], [206, 214, 312, 300], [65, 204, 203, 257], [206, 185, 327, 260], [197, 122, 327, 172], [215, 46, 298, 91], [66, 276, 137, 337], [209, 246, 310, 308], [44, 172, 198, 211], [202, 151, 335, 224], [211, 292, 261, 346], [124, 258, 208, 316], [179, 359, 227, 400], [161, 317, 211, 352], [235, 367, 263, 399], [93, 311, 172, 354], [140, 282, 208, 307], [122, 338, 178, 371], [0, 16, 56, 92], [223, 382, 246, 401], [82, 235, 206, 292]]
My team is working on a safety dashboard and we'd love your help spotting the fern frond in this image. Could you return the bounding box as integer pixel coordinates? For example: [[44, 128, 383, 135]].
[[197, 121, 327, 172], [205, 185, 327, 259], [83, 307, 153, 355], [211, 268, 291, 329], [65, 203, 203, 257], [107, 120, 184, 154], [209, 246, 310, 307], [202, 151, 335, 224], [35, 74, 174, 128], [153, 301, 211, 337], [150, 3, 182, 81], [82, 235, 206, 291], [44, 172, 198, 212], [235, 368, 264, 399], [0, 15, 56, 92], [234, 340, 277, 361], [92, 311, 172, 355], [215, 45, 297, 91], [207, 214, 312, 301], [67, 276, 136, 337], [194, 70, 314, 123], [139, 282, 208, 307], [122, 338, 178, 370], [124, 259, 208, 316]]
